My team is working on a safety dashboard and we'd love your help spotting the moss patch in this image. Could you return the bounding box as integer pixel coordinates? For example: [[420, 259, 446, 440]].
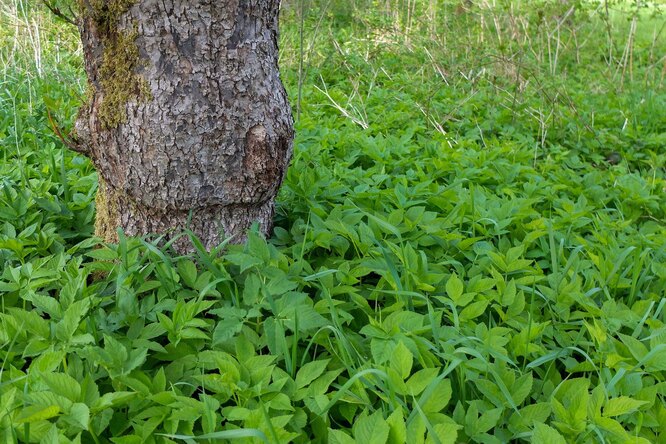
[[89, 0, 136, 30], [83, 0, 149, 129], [94, 175, 120, 243], [97, 27, 150, 129]]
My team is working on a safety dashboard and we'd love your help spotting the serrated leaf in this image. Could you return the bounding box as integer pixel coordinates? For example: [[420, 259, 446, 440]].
[[177, 259, 198, 288], [212, 317, 244, 345], [459, 300, 488, 321], [386, 408, 407, 444], [476, 407, 503, 435], [354, 411, 390, 444], [91, 392, 137, 413], [446, 274, 464, 303], [391, 341, 413, 380], [328, 429, 355, 444], [406, 368, 440, 396], [421, 378, 452, 413], [63, 402, 89, 430], [603, 396, 648, 417], [16, 405, 61, 423], [296, 359, 330, 390], [85, 247, 118, 261], [532, 423, 566, 444], [41, 372, 81, 402], [509, 403, 552, 432], [427, 422, 460, 444]]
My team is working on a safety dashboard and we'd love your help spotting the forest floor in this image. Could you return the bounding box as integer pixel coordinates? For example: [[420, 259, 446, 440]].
[[0, 1, 665, 443]]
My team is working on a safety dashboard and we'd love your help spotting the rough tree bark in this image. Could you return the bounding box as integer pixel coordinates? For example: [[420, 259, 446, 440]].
[[73, 0, 294, 250]]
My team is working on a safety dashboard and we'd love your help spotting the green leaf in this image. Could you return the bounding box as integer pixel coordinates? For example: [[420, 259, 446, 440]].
[[391, 341, 413, 380], [177, 259, 198, 288], [531, 423, 566, 444], [603, 396, 648, 417], [328, 429, 355, 444], [446, 274, 464, 303], [476, 408, 503, 435], [91, 392, 137, 413], [212, 317, 245, 345], [421, 378, 452, 413], [295, 359, 330, 390], [353, 411, 390, 444], [55, 299, 90, 342], [618, 334, 648, 361], [427, 422, 460, 444], [85, 247, 118, 261], [406, 368, 440, 396], [159, 428, 269, 442], [459, 300, 489, 321], [15, 405, 61, 423], [226, 252, 263, 273], [63, 402, 90, 430], [509, 403, 552, 432], [386, 408, 407, 444], [511, 373, 533, 406], [41, 372, 81, 402]]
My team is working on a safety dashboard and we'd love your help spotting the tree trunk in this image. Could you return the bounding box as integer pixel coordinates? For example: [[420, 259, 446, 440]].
[[74, 0, 294, 251]]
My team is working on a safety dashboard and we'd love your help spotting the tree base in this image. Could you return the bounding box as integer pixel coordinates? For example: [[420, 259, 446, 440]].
[[95, 176, 274, 252]]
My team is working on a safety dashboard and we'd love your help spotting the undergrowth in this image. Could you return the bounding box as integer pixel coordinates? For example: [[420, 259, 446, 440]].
[[0, 0, 665, 443]]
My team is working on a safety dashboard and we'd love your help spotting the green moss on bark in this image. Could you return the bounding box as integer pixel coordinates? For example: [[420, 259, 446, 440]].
[[90, 0, 136, 28], [82, 0, 149, 129], [97, 27, 150, 129], [94, 175, 119, 243]]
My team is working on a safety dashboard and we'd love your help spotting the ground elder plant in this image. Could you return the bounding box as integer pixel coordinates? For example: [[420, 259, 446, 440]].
[[0, 1, 665, 443]]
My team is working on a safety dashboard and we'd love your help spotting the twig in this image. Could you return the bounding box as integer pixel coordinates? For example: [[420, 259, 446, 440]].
[[40, 0, 77, 27], [45, 106, 86, 154]]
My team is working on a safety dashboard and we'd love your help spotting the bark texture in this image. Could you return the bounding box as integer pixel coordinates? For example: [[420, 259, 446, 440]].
[[75, 0, 294, 250]]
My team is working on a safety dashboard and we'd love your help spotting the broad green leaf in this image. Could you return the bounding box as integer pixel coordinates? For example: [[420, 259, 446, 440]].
[[91, 392, 137, 413], [328, 429, 355, 444], [85, 247, 118, 261], [531, 423, 566, 444], [40, 424, 59, 444], [603, 396, 648, 417], [386, 408, 407, 444], [509, 403, 552, 432], [476, 408, 503, 435], [446, 274, 464, 304], [421, 378, 452, 413], [595, 417, 630, 440], [30, 350, 65, 373], [295, 359, 330, 390], [41, 372, 81, 402], [63, 402, 89, 430], [426, 422, 460, 444], [459, 300, 489, 321], [353, 411, 390, 444], [213, 317, 244, 345], [15, 405, 61, 423], [511, 373, 533, 406], [618, 334, 648, 361], [391, 341, 413, 380], [406, 368, 440, 396], [177, 259, 198, 288]]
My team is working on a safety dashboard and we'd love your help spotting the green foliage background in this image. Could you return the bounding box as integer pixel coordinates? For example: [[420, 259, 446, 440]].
[[0, 0, 665, 442]]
